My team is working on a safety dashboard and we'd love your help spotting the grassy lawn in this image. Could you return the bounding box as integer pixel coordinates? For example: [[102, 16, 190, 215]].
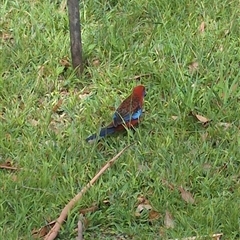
[[1, 0, 240, 239]]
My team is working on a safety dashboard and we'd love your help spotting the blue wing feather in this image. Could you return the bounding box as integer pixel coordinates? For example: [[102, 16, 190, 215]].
[[86, 126, 116, 142], [113, 108, 142, 123]]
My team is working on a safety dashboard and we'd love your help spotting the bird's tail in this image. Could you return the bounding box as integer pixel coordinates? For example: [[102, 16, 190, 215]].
[[86, 125, 116, 142]]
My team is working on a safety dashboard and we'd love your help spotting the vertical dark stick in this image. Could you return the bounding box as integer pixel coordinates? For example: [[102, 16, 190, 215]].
[[67, 0, 83, 76]]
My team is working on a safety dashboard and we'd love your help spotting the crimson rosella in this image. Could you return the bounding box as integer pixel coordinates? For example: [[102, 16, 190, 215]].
[[86, 85, 146, 142]]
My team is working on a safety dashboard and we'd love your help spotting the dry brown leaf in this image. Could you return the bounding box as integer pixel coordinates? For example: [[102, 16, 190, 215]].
[[149, 210, 161, 221], [79, 93, 91, 100], [188, 61, 199, 73], [135, 195, 152, 216], [79, 205, 98, 215], [92, 59, 100, 66], [164, 210, 174, 229], [77, 88, 93, 100], [135, 203, 152, 216], [179, 187, 195, 204], [59, 57, 71, 68], [195, 114, 210, 123], [52, 99, 63, 113], [102, 199, 111, 205], [199, 21, 206, 33], [32, 220, 56, 238], [212, 233, 223, 239]]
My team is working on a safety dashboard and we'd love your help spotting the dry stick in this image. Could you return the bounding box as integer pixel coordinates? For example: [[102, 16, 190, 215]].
[[76, 214, 84, 240], [44, 144, 133, 240], [0, 165, 20, 170]]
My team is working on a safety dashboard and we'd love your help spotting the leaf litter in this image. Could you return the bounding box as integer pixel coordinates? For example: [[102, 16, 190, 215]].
[[164, 210, 174, 229], [178, 187, 195, 204], [135, 195, 161, 221]]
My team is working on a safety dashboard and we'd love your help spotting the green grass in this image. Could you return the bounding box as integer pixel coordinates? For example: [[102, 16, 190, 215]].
[[1, 0, 240, 239]]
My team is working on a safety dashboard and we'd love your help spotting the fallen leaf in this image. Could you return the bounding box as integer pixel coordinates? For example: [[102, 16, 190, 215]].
[[59, 57, 71, 68], [52, 99, 63, 113], [149, 209, 161, 221], [199, 21, 206, 33], [79, 205, 98, 215], [32, 220, 56, 238], [190, 112, 211, 127], [102, 199, 111, 205], [164, 210, 174, 229], [135, 203, 152, 216], [179, 187, 195, 204], [212, 233, 223, 240], [195, 114, 210, 123], [135, 195, 152, 216], [79, 93, 91, 100], [92, 58, 100, 66], [188, 61, 199, 73]]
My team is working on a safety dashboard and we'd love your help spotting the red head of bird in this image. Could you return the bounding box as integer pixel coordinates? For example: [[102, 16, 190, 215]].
[[132, 85, 146, 105]]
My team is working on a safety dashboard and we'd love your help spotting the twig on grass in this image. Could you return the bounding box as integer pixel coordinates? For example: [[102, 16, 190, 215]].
[[0, 165, 19, 170], [44, 144, 133, 240], [76, 214, 84, 240]]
